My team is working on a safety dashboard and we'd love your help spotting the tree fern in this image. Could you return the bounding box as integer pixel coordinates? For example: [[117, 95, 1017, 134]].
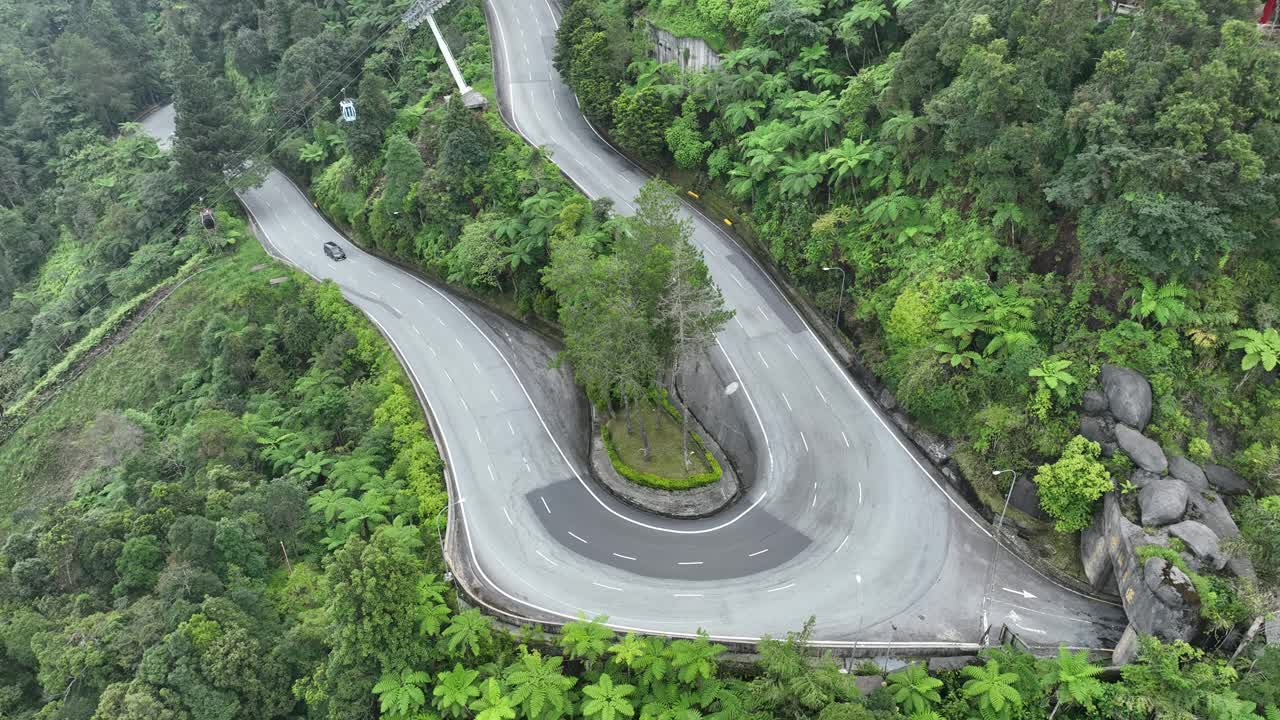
[[1127, 277, 1190, 328], [373, 668, 430, 718], [1039, 647, 1104, 718], [505, 650, 576, 720], [1229, 328, 1280, 372], [962, 660, 1023, 720], [887, 663, 943, 715]]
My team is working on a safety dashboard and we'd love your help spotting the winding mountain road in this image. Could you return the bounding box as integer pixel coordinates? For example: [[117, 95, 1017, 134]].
[[139, 4, 1128, 646]]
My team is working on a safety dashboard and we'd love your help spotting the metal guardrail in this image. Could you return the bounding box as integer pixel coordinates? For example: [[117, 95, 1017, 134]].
[[402, 0, 455, 29]]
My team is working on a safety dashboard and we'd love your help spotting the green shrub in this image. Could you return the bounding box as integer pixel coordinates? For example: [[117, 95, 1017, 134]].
[[1032, 436, 1112, 532], [1187, 437, 1212, 463], [1134, 544, 1250, 629]]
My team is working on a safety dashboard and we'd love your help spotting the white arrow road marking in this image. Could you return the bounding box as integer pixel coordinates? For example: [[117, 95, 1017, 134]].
[[1002, 587, 1037, 600]]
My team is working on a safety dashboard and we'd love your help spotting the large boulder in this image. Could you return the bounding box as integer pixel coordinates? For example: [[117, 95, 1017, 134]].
[[1168, 456, 1209, 492], [1008, 477, 1051, 521], [1116, 424, 1168, 474], [1168, 520, 1226, 571], [1125, 554, 1201, 643], [1203, 464, 1250, 496], [1140, 478, 1189, 526], [1101, 365, 1153, 430], [1187, 492, 1256, 580], [1143, 556, 1199, 609], [1081, 505, 1115, 591], [1082, 388, 1110, 415], [1188, 491, 1240, 539], [1080, 415, 1114, 446], [1131, 469, 1160, 489]]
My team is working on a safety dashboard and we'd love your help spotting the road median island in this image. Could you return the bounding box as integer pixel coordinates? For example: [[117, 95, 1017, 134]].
[[588, 390, 741, 519]]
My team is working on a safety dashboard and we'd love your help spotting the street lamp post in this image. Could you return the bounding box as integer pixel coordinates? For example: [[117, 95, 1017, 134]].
[[821, 266, 847, 328], [980, 469, 1018, 645]]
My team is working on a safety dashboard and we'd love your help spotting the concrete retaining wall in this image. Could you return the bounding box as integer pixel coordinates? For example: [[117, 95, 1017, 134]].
[[675, 349, 760, 493]]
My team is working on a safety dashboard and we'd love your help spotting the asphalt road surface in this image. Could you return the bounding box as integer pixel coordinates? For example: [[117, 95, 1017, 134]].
[[141, 7, 1130, 646]]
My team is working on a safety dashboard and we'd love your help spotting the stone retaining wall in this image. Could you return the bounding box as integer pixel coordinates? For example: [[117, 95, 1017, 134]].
[[649, 23, 721, 73]]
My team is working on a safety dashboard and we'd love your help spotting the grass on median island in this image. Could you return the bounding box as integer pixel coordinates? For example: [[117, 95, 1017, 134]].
[[602, 398, 721, 491]]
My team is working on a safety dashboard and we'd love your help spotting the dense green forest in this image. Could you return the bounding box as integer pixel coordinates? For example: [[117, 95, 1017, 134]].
[[2, 0, 1280, 718], [552, 0, 1280, 585], [0, 0, 256, 416], [0, 250, 1276, 719]]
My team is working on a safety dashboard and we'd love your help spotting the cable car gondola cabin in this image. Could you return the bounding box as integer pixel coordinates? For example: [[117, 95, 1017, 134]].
[[339, 98, 357, 123], [200, 208, 216, 230]]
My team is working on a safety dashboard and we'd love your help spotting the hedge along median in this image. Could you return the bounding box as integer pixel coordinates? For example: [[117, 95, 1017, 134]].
[[600, 389, 722, 491]]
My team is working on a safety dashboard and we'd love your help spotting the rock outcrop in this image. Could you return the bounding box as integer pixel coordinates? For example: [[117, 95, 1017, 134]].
[[1204, 464, 1250, 496], [1084, 494, 1201, 643], [1168, 455, 1209, 492], [1139, 478, 1189, 526], [1116, 424, 1168, 474], [1168, 520, 1226, 572], [1078, 365, 1257, 660], [1101, 365, 1153, 430]]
